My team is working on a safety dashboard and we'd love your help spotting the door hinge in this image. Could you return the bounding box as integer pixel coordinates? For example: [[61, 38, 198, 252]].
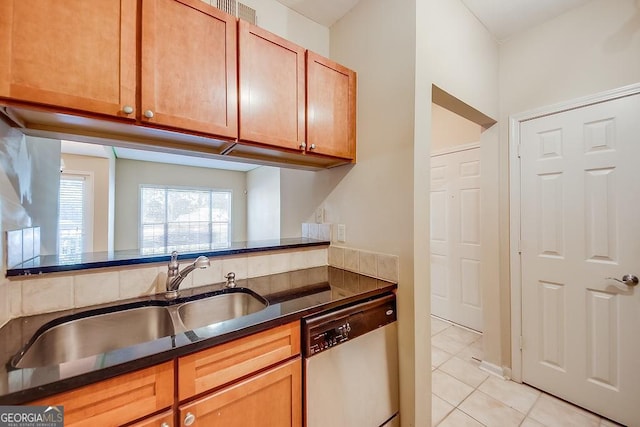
[[519, 335, 524, 350]]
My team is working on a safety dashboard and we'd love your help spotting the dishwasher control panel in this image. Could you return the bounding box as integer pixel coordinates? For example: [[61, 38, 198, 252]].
[[303, 293, 396, 357]]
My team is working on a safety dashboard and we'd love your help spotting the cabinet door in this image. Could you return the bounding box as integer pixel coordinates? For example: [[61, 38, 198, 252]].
[[307, 52, 357, 160], [178, 358, 302, 427], [29, 362, 174, 427], [0, 0, 137, 119], [238, 20, 306, 151], [128, 410, 174, 427], [141, 0, 237, 138]]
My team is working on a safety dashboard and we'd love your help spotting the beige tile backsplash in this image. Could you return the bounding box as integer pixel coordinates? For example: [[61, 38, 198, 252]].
[[1, 247, 328, 324], [329, 245, 399, 283]]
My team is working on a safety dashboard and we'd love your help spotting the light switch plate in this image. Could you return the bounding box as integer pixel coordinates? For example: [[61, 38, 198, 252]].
[[337, 224, 346, 243]]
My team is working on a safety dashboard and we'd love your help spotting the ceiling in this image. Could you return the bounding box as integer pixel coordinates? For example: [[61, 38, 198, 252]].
[[275, 0, 591, 40]]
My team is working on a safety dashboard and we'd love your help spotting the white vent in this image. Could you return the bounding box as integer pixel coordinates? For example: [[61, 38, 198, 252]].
[[216, 0, 257, 25]]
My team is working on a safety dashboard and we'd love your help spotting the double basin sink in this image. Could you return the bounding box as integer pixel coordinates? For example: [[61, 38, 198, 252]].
[[12, 288, 268, 369]]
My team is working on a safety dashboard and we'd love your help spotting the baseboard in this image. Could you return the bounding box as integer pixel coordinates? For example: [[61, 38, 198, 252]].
[[479, 361, 508, 379]]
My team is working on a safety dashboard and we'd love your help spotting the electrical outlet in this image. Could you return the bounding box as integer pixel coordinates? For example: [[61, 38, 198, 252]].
[[337, 224, 346, 243], [315, 207, 324, 223]]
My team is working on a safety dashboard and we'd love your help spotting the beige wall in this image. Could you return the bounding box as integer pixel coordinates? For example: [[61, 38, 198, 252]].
[[114, 159, 248, 250], [417, 0, 501, 377], [62, 154, 112, 252], [294, 0, 423, 423], [431, 103, 482, 152], [498, 0, 640, 369], [247, 166, 280, 240]]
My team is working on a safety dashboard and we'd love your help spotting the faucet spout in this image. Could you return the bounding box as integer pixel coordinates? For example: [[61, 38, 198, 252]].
[[165, 254, 210, 299]]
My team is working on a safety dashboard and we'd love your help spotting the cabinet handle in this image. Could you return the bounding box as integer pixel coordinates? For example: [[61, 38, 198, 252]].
[[299, 142, 306, 149], [144, 110, 155, 119], [309, 143, 316, 150], [160, 423, 170, 427], [122, 105, 134, 115], [184, 412, 195, 426]]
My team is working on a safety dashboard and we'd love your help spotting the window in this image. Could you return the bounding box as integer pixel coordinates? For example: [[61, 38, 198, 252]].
[[58, 172, 93, 262], [140, 186, 232, 254]]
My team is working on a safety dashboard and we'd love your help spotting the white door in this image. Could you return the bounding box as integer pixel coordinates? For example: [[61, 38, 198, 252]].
[[431, 147, 483, 331], [520, 93, 640, 426]]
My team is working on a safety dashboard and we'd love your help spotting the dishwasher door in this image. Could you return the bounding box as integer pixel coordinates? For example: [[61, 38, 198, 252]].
[[304, 295, 399, 427]]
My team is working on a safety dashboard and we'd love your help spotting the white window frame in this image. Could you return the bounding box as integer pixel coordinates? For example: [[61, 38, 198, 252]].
[[138, 184, 233, 253], [58, 170, 94, 256]]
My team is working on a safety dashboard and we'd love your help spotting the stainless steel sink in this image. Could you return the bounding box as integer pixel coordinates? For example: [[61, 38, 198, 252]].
[[14, 306, 175, 368], [177, 292, 268, 331], [12, 289, 269, 369]]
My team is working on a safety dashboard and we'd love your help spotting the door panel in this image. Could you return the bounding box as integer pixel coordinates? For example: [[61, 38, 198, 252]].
[[520, 93, 640, 426], [430, 147, 483, 331], [141, 0, 237, 137], [238, 20, 305, 150], [0, 0, 136, 118]]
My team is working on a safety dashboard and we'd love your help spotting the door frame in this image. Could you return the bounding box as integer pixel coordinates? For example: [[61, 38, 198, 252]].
[[508, 82, 640, 383]]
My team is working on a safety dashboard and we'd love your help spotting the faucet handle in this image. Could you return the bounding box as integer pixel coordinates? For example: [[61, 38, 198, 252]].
[[225, 272, 236, 288], [167, 251, 180, 277]]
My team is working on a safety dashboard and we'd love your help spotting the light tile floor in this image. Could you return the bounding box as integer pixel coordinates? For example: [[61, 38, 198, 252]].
[[430, 316, 624, 427]]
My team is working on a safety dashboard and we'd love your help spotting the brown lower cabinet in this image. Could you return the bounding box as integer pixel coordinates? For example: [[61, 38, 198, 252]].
[[29, 362, 174, 427], [27, 322, 301, 427], [128, 410, 174, 427], [178, 358, 301, 427]]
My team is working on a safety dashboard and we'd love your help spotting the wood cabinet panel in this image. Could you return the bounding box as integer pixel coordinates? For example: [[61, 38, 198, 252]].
[[0, 0, 137, 119], [29, 362, 174, 427], [307, 52, 357, 160], [178, 358, 301, 427], [127, 410, 174, 427], [238, 20, 306, 150], [141, 0, 237, 138], [178, 322, 300, 401]]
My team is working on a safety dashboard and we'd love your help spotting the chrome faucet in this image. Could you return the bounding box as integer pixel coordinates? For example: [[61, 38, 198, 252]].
[[165, 251, 210, 299]]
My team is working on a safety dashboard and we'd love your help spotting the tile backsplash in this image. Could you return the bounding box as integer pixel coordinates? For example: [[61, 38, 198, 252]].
[[328, 245, 399, 283], [1, 247, 328, 323]]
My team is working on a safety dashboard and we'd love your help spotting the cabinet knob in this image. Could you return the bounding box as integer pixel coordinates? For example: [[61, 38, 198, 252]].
[[122, 105, 134, 115], [161, 423, 170, 427], [299, 142, 306, 149], [144, 110, 155, 119], [309, 143, 316, 150], [184, 412, 195, 426]]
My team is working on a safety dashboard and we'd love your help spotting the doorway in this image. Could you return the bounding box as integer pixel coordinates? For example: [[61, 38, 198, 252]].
[[430, 101, 485, 331]]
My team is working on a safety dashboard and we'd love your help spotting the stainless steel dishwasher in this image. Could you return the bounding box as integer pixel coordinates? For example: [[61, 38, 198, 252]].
[[303, 293, 399, 427]]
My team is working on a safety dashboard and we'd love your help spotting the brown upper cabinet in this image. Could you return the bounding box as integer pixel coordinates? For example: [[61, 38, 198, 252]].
[[0, 0, 137, 120], [238, 20, 306, 151], [0, 0, 356, 167], [140, 0, 237, 137], [307, 52, 357, 160]]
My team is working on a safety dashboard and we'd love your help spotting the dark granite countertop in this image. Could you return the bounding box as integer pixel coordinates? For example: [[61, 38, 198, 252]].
[[0, 266, 396, 404], [7, 237, 329, 277]]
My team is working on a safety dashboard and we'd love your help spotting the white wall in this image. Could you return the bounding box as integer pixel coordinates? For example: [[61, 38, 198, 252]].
[[114, 159, 248, 250], [247, 166, 280, 240], [498, 0, 640, 367], [239, 0, 330, 56]]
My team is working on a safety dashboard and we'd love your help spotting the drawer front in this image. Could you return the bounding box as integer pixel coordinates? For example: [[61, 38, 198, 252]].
[[178, 322, 300, 401], [29, 362, 174, 427], [178, 358, 301, 427], [128, 409, 174, 427]]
